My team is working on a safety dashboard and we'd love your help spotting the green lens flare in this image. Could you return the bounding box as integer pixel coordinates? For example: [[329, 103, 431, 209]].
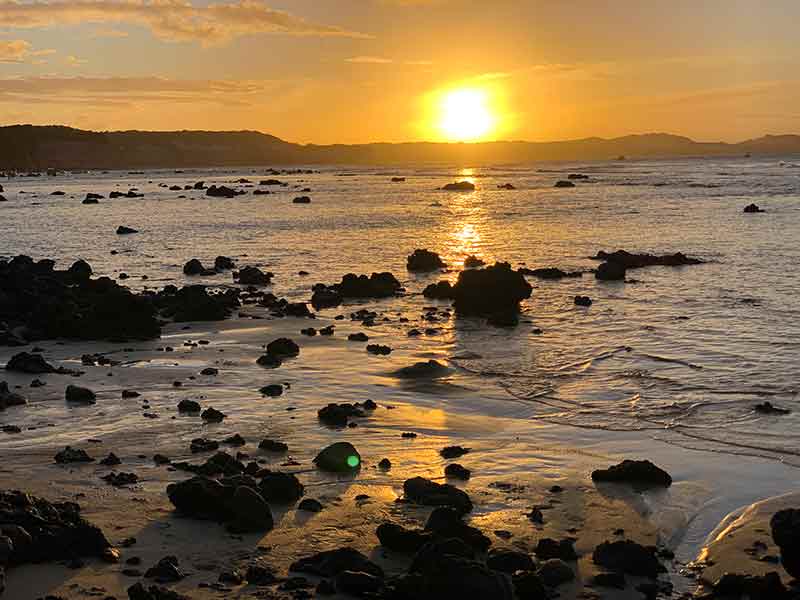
[[347, 455, 360, 468]]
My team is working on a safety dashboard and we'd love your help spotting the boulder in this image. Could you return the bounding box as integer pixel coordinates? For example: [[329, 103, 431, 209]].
[[534, 538, 578, 561], [399, 553, 513, 600], [0, 382, 26, 410], [116, 226, 138, 235], [394, 360, 449, 379], [258, 439, 288, 452], [298, 498, 324, 513], [486, 548, 535, 573], [55, 446, 94, 464], [591, 459, 672, 487], [771, 508, 800, 578], [442, 181, 476, 191], [6, 352, 66, 374], [407, 249, 446, 272], [592, 540, 663, 578], [214, 256, 236, 270], [311, 287, 343, 310], [65, 384, 96, 404], [331, 272, 401, 299], [336, 570, 383, 596], [183, 259, 215, 276], [317, 403, 365, 427], [259, 471, 304, 503], [444, 463, 471, 480], [266, 337, 300, 358], [743, 203, 764, 213], [376, 523, 431, 553], [595, 261, 626, 281], [574, 295, 592, 307], [450, 262, 532, 316], [554, 180, 575, 188], [206, 185, 238, 198], [314, 442, 361, 473], [403, 477, 473, 514], [464, 255, 486, 268], [235, 266, 272, 286], [520, 267, 582, 280], [423, 281, 454, 300], [293, 196, 311, 204], [290, 547, 383, 578], [424, 507, 490, 551], [537, 558, 574, 586], [591, 249, 704, 269]]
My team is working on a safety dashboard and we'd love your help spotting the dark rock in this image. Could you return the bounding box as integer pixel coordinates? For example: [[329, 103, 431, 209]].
[[376, 522, 431, 553], [293, 196, 311, 204], [256, 354, 282, 368], [592, 540, 664, 578], [755, 401, 790, 415], [116, 226, 138, 235], [487, 310, 519, 327], [65, 384, 96, 404], [743, 203, 765, 213], [592, 459, 672, 488], [266, 337, 299, 358], [513, 571, 547, 600], [348, 332, 369, 342], [154, 284, 240, 322], [568, 173, 589, 180], [394, 359, 449, 379], [335, 570, 383, 596], [407, 249, 446, 272], [235, 266, 272, 286], [200, 367, 218, 376], [519, 267, 582, 279], [497, 183, 516, 190], [574, 295, 592, 307], [145, 556, 184, 583], [486, 548, 535, 574], [127, 582, 191, 600], [259, 384, 283, 397], [425, 507, 490, 551], [201, 407, 225, 422], [6, 352, 69, 374], [190, 438, 219, 453], [298, 498, 324, 513], [245, 564, 277, 585], [366, 344, 392, 355], [591, 249, 704, 270], [554, 180, 575, 188], [0, 381, 26, 410], [595, 261, 626, 281], [222, 433, 246, 446], [537, 558, 574, 586], [101, 472, 138, 487], [442, 181, 476, 191], [317, 403, 365, 427], [534, 538, 578, 561], [54, 446, 94, 463], [440, 446, 470, 459], [400, 552, 513, 600], [332, 272, 402, 299], [378, 458, 391, 470], [311, 287, 343, 310], [214, 256, 236, 271], [259, 471, 304, 503], [177, 399, 201, 412], [290, 547, 384, 578], [711, 572, 785, 598], [404, 478, 473, 514], [591, 572, 626, 589], [206, 185, 239, 198], [771, 508, 800, 579], [423, 280, 454, 300], [314, 442, 361, 472], [121, 389, 140, 398], [444, 463, 471, 480], [258, 439, 288, 452], [100, 452, 122, 466], [450, 262, 532, 316], [183, 259, 215, 276]]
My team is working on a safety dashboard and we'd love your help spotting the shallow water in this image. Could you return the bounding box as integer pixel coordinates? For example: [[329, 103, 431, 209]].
[[1, 156, 799, 583]]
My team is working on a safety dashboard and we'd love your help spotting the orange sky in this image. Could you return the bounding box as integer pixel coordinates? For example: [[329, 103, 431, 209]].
[[0, 0, 797, 143]]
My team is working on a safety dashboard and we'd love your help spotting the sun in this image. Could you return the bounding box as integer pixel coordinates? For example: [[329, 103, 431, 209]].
[[438, 87, 495, 142]]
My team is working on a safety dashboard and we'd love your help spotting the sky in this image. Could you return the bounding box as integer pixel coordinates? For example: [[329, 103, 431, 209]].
[[0, 0, 798, 144]]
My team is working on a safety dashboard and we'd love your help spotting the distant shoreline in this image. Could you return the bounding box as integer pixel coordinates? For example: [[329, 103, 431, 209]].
[[2, 124, 800, 170]]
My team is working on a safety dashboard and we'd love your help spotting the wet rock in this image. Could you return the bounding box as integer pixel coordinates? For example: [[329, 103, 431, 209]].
[[569, 173, 589, 180], [258, 439, 288, 452], [444, 463, 471, 480], [440, 446, 470, 459], [450, 262, 532, 316], [83, 194, 101, 204], [290, 547, 384, 578], [534, 538, 578, 561], [218, 569, 244, 584], [497, 183, 516, 190], [771, 508, 800, 579], [592, 540, 663, 578], [592, 459, 672, 488], [0, 381, 26, 410], [513, 571, 546, 599], [487, 310, 519, 327], [595, 261, 627, 281], [464, 255, 486, 269], [183, 259, 215, 276], [407, 249, 446, 272], [376, 523, 432, 553], [378, 458, 391, 470], [332, 272, 402, 299], [574, 295, 592, 307], [214, 256, 236, 270], [486, 548, 536, 573], [200, 367, 218, 376], [591, 572, 626, 589], [127, 582, 191, 600], [259, 384, 283, 397], [301, 327, 317, 336], [116, 226, 138, 235], [314, 442, 361, 473], [336, 570, 383, 596], [166, 476, 273, 532], [311, 287, 343, 310], [206, 185, 239, 198], [259, 471, 304, 503], [743, 203, 765, 213], [293, 196, 311, 204], [317, 403, 365, 427], [6, 352, 67, 374], [100, 452, 122, 466], [520, 267, 582, 279], [177, 399, 201, 412], [394, 359, 449, 379], [0, 489, 110, 566], [442, 181, 475, 191], [537, 558, 574, 586], [591, 249, 704, 270], [266, 337, 299, 358], [424, 507, 490, 551], [256, 354, 282, 368], [65, 384, 96, 404], [348, 332, 369, 342], [404, 477, 473, 514], [145, 556, 184, 583], [201, 407, 226, 422], [422, 281, 454, 300], [190, 438, 219, 453], [400, 552, 513, 600], [154, 284, 240, 322], [54, 446, 94, 463], [101, 472, 138, 487], [755, 401, 790, 415], [298, 498, 324, 513], [245, 564, 277, 585], [711, 572, 785, 598], [235, 266, 272, 286], [366, 344, 392, 355], [121, 389, 140, 398], [554, 180, 575, 188]]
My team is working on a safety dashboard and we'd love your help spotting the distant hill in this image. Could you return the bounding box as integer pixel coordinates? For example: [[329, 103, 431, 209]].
[[1, 125, 799, 170]]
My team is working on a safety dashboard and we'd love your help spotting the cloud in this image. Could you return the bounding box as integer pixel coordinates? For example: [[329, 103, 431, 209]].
[[65, 54, 86, 66], [0, 38, 53, 62], [345, 55, 393, 64], [91, 28, 129, 38], [0, 0, 369, 44]]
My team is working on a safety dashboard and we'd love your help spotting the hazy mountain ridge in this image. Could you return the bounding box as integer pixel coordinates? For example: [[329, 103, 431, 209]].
[[1, 124, 799, 170]]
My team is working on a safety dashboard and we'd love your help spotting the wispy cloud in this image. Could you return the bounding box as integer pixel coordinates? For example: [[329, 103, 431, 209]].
[[91, 28, 129, 38], [345, 55, 393, 64], [0, 0, 369, 44], [0, 38, 53, 63]]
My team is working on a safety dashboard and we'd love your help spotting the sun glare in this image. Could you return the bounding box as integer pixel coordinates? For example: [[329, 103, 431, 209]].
[[438, 88, 495, 142]]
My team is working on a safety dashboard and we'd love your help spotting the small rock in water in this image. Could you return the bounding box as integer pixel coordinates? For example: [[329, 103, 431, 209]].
[[591, 459, 672, 488], [403, 477, 473, 514], [592, 540, 664, 578], [574, 295, 592, 307], [258, 439, 288, 452], [116, 225, 138, 235], [743, 203, 765, 213], [444, 463, 471, 480], [201, 407, 226, 422], [55, 446, 94, 463], [99, 452, 122, 466], [366, 344, 392, 355], [298, 498, 324, 513], [440, 445, 470, 459], [314, 442, 361, 473], [407, 249, 446, 272], [755, 401, 790, 415], [259, 384, 283, 397]]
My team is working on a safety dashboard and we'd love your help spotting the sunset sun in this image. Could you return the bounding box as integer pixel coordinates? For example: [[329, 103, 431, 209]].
[[438, 88, 495, 141]]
